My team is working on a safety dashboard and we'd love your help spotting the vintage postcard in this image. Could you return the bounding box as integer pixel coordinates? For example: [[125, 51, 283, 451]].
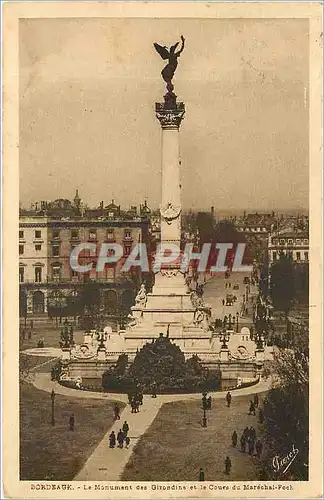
[[2, 1, 323, 498]]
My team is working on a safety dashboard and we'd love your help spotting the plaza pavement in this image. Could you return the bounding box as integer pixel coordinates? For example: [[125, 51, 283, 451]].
[[32, 372, 271, 481], [27, 272, 264, 480]]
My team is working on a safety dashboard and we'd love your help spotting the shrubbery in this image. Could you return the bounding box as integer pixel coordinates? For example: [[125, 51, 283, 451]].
[[102, 334, 221, 394]]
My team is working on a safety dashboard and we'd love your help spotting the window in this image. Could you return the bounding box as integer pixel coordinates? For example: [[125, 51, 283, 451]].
[[71, 269, 78, 278], [296, 252, 301, 261], [71, 229, 79, 239], [89, 229, 97, 240], [52, 245, 60, 257], [296, 239, 301, 245], [288, 239, 293, 245], [19, 267, 24, 283], [124, 246, 131, 256], [107, 228, 115, 240], [124, 230, 132, 240], [52, 230, 60, 239], [304, 251, 309, 261], [272, 238, 277, 245], [35, 244, 42, 251], [279, 239, 285, 245], [19, 230, 24, 239], [19, 244, 24, 255], [35, 230, 41, 239], [35, 267, 42, 283], [287, 251, 293, 260], [52, 266, 61, 281], [304, 239, 309, 245]]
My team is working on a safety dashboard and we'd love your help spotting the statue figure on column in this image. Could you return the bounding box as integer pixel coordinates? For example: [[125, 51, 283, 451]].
[[154, 36, 185, 104], [135, 283, 147, 307]]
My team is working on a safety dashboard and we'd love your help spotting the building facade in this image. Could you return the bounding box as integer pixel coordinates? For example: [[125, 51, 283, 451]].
[[19, 194, 150, 320], [268, 229, 309, 264]]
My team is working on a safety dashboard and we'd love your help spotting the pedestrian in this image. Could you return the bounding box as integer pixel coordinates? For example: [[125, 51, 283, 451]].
[[225, 283, 228, 289], [30, 319, 34, 330], [226, 391, 232, 408], [151, 383, 157, 398], [122, 420, 129, 437], [243, 427, 249, 438], [248, 400, 256, 415], [248, 438, 254, 455], [117, 429, 125, 448], [21, 329, 26, 340], [28, 329, 32, 339], [253, 394, 259, 408], [229, 282, 231, 288], [231, 431, 238, 447], [138, 392, 143, 405], [199, 468, 205, 481], [258, 408, 264, 424], [250, 426, 256, 441], [125, 436, 130, 449], [131, 399, 136, 414], [255, 439, 263, 458], [224, 456, 231, 475], [109, 431, 116, 448], [240, 434, 246, 453], [114, 403, 120, 420], [69, 413, 75, 431]]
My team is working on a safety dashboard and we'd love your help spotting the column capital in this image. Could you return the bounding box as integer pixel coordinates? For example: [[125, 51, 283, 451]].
[[155, 102, 185, 130]]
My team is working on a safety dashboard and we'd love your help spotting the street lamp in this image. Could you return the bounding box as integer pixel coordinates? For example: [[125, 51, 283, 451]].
[[51, 389, 55, 426], [220, 330, 230, 349], [236, 312, 239, 333], [201, 392, 207, 427]]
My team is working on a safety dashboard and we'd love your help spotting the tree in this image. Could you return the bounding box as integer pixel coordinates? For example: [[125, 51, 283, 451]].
[[260, 346, 309, 480], [270, 255, 295, 313], [79, 282, 101, 328]]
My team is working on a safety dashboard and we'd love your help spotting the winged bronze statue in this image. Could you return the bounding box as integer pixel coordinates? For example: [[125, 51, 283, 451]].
[[154, 35, 185, 93]]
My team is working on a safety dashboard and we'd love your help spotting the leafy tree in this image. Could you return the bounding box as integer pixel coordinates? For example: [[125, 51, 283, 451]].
[[260, 346, 309, 480], [79, 282, 101, 328], [114, 354, 128, 376], [270, 255, 295, 313]]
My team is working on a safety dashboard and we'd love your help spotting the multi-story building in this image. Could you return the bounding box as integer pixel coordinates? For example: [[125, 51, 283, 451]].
[[268, 229, 309, 264], [235, 212, 276, 237], [19, 192, 150, 320]]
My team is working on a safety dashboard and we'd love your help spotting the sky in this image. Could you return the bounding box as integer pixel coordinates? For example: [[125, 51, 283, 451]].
[[19, 17, 309, 212]]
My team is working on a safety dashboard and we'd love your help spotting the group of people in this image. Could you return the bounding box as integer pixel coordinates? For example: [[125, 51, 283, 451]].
[[109, 421, 131, 449], [128, 391, 144, 413], [232, 426, 263, 458]]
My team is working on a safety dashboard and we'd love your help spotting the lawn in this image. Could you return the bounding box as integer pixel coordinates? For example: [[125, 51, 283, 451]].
[[122, 393, 266, 482], [20, 382, 124, 480]]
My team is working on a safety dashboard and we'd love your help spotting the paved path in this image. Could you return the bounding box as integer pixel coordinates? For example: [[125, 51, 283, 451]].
[[74, 397, 163, 481], [32, 372, 272, 404]]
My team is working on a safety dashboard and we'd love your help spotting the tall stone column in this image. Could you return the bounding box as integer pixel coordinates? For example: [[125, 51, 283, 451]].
[[154, 101, 186, 294]]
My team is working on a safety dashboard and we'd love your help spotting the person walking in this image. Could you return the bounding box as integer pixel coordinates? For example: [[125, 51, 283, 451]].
[[114, 403, 120, 420], [248, 438, 255, 456], [117, 429, 125, 448], [122, 421, 129, 437], [248, 400, 256, 415], [199, 468, 205, 481], [255, 439, 263, 459], [253, 394, 259, 408], [240, 434, 246, 453], [258, 407, 264, 424], [226, 391, 232, 408], [231, 431, 238, 447], [222, 299, 225, 306], [125, 436, 131, 449], [69, 413, 75, 431], [225, 456, 232, 475], [109, 431, 116, 448]]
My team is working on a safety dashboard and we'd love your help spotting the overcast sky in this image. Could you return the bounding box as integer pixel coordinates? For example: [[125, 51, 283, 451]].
[[20, 18, 309, 212]]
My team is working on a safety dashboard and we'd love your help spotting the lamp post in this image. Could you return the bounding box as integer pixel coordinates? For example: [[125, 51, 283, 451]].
[[201, 392, 207, 427], [220, 330, 230, 349], [236, 312, 239, 333], [51, 389, 55, 426]]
